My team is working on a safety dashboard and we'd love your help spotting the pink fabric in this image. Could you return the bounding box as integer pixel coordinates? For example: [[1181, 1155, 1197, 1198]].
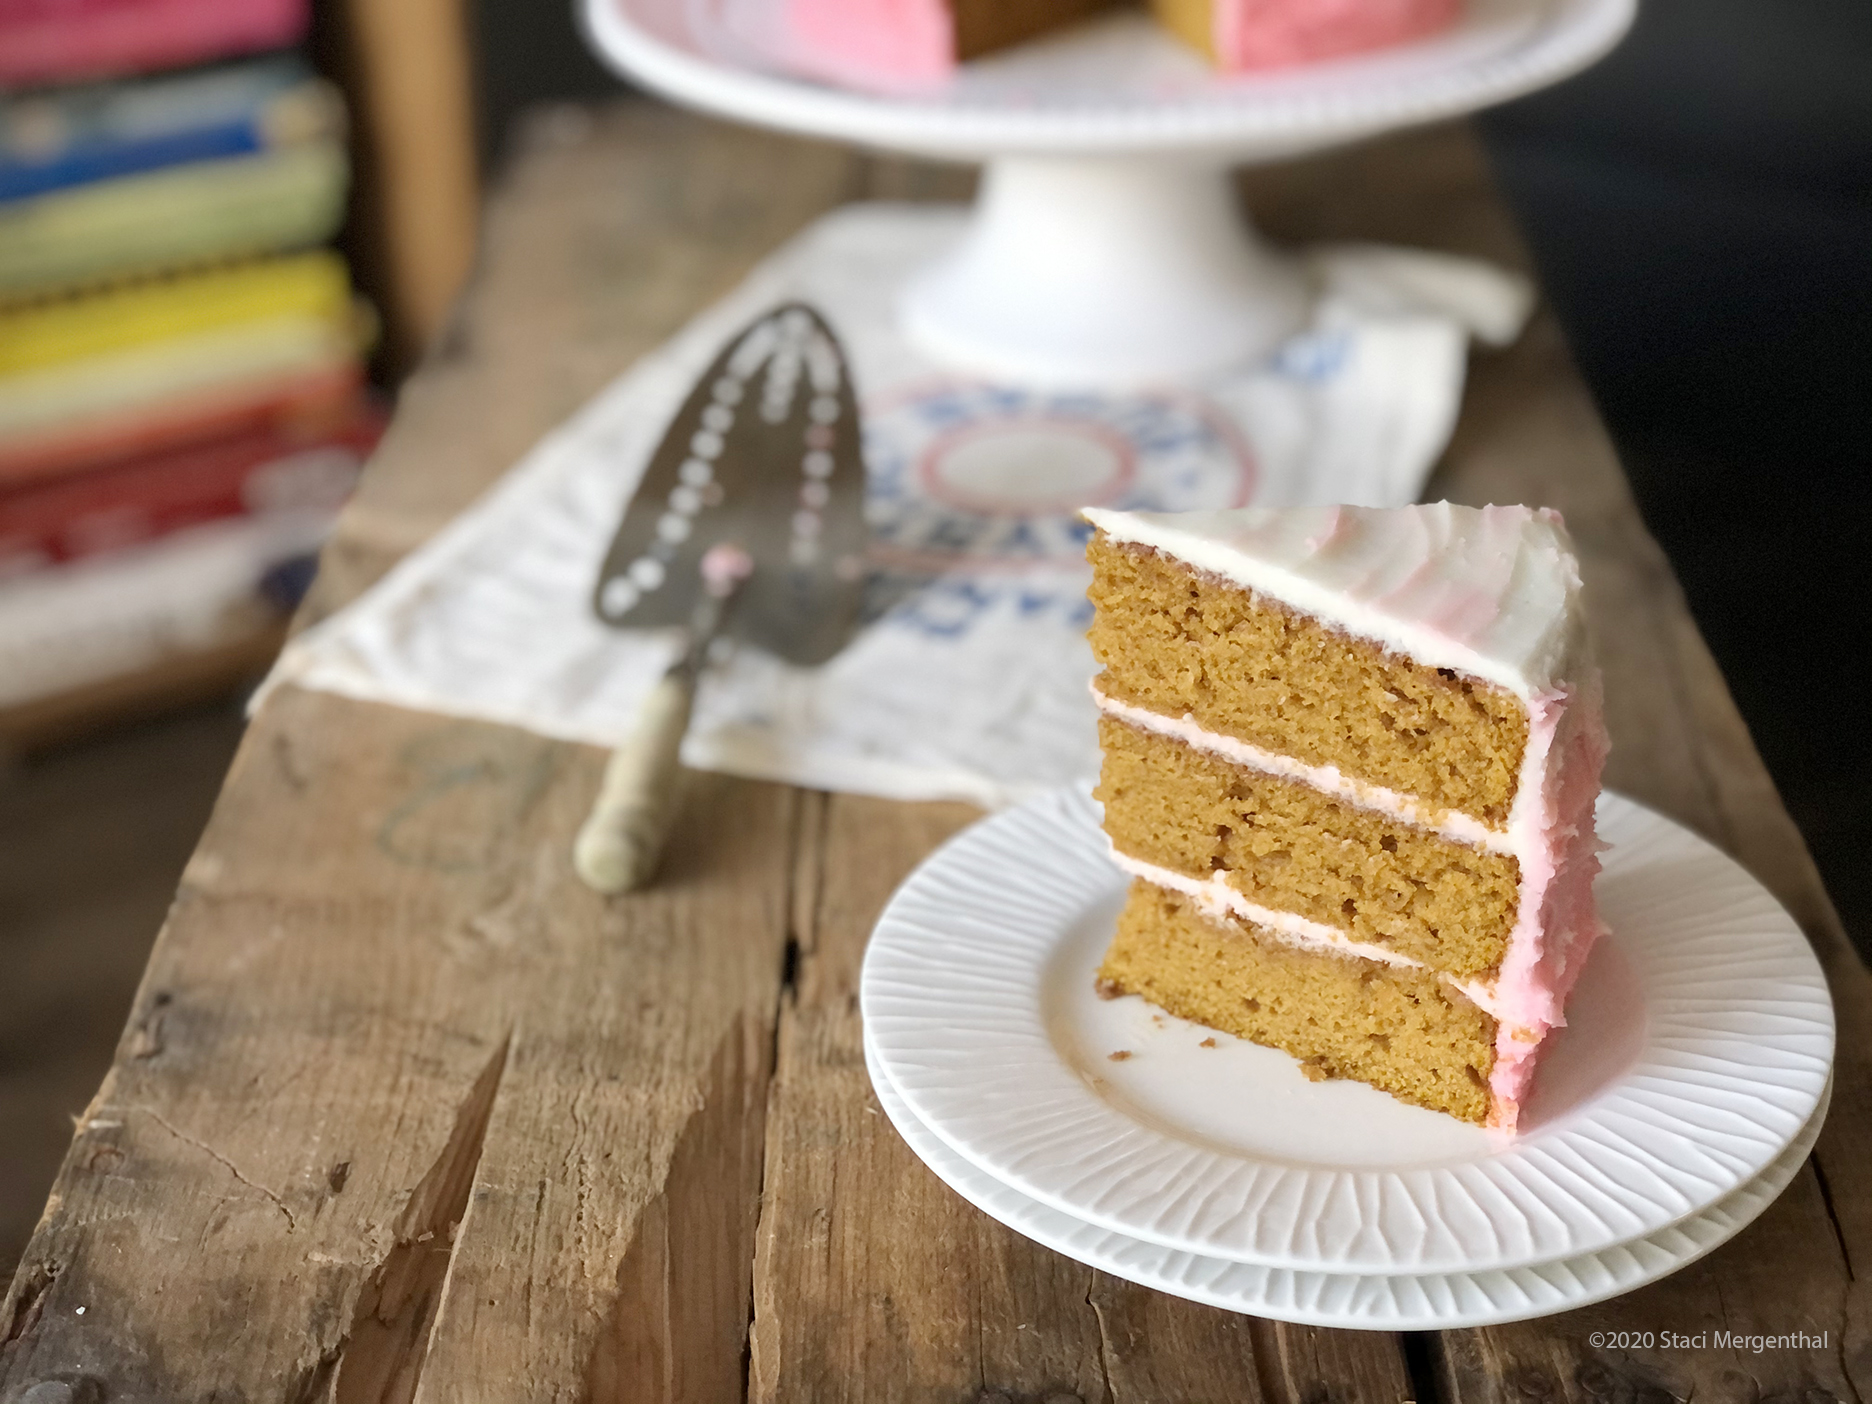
[[1212, 0, 1461, 72], [780, 0, 956, 93], [0, 0, 307, 87]]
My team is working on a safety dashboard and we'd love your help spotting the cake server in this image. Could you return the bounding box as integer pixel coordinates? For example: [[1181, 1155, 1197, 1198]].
[[574, 302, 868, 893]]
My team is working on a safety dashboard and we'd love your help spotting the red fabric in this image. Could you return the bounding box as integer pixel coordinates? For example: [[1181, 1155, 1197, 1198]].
[[0, 363, 364, 490], [0, 393, 384, 574]]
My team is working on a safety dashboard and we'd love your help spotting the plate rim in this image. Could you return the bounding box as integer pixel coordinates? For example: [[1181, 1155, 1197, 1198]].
[[865, 1032, 1832, 1329], [861, 786, 1836, 1275]]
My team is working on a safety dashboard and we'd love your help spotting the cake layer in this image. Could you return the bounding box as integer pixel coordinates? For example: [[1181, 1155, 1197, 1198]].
[[1097, 715, 1518, 978], [1087, 530, 1528, 825], [1101, 882, 1497, 1124], [1150, 0, 1216, 57], [952, 0, 1120, 59]]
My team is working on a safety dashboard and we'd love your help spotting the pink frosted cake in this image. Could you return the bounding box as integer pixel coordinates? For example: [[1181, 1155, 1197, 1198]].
[[779, 0, 1461, 92], [1084, 503, 1608, 1129]]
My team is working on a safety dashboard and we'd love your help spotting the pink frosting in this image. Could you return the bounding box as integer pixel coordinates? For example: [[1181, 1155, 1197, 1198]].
[[776, 0, 1464, 91], [1479, 674, 1610, 1131], [1211, 0, 1463, 72], [779, 0, 955, 92]]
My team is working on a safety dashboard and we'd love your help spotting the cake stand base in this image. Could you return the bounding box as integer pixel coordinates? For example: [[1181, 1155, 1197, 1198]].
[[899, 157, 1308, 387]]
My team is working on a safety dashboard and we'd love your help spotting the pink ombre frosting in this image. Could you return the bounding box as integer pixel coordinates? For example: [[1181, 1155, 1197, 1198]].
[[1476, 676, 1609, 1128], [777, 0, 956, 92], [1086, 503, 1609, 1131], [1211, 0, 1462, 72], [773, 0, 1463, 92]]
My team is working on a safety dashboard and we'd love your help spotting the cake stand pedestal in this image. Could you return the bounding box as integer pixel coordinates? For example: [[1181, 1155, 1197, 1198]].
[[580, 0, 1632, 388], [899, 156, 1306, 384]]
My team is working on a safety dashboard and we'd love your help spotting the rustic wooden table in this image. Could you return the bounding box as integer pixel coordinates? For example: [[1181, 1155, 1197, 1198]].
[[3, 102, 1865, 1404]]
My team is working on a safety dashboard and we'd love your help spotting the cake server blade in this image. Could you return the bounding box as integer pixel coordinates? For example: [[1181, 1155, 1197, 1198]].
[[590, 301, 867, 665]]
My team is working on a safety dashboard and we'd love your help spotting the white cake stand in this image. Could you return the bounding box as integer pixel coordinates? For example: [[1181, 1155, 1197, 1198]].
[[580, 0, 1632, 387]]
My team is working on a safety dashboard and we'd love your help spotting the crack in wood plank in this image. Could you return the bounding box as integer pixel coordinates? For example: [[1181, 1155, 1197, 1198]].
[[326, 1032, 512, 1404], [580, 1013, 771, 1404], [1813, 1156, 1858, 1283], [132, 1107, 296, 1230], [1086, 1271, 1119, 1404], [1401, 1331, 1447, 1404], [3, 1264, 54, 1346]]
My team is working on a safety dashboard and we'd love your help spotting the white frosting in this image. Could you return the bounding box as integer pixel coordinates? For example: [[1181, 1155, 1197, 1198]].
[[1082, 502, 1587, 700]]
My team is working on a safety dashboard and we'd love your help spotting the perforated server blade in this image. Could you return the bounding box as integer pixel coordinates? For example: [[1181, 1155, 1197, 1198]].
[[590, 301, 867, 666]]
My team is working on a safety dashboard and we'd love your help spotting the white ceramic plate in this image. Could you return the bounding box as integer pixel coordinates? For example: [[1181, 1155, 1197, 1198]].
[[861, 788, 1835, 1276], [868, 1034, 1832, 1328], [582, 0, 1634, 161]]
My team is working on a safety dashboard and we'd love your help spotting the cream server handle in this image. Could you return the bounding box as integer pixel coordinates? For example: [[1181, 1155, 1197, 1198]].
[[574, 670, 695, 894]]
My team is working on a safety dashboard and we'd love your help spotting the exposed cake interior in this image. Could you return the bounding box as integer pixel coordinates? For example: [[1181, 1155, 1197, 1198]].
[[1096, 714, 1520, 978], [1102, 881, 1497, 1124], [1088, 530, 1527, 825], [952, 0, 1122, 58], [1082, 503, 1608, 1130]]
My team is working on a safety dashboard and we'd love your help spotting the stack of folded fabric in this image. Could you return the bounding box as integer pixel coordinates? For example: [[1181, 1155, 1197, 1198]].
[[0, 7, 383, 728]]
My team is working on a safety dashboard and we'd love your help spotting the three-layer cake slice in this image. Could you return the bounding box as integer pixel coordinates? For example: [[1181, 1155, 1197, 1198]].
[[1084, 503, 1609, 1129]]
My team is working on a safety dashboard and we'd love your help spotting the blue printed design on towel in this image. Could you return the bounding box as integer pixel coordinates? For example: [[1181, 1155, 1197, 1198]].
[[862, 381, 1258, 574]]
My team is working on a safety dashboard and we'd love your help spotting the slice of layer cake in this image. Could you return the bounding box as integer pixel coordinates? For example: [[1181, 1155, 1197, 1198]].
[[777, 0, 1461, 92], [1083, 503, 1608, 1129]]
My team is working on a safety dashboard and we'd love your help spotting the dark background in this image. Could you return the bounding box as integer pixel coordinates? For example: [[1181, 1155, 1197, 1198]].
[[3, 0, 1867, 1277]]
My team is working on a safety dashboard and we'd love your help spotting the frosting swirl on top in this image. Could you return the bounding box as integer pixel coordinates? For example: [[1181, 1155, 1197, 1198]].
[[1081, 502, 1587, 700]]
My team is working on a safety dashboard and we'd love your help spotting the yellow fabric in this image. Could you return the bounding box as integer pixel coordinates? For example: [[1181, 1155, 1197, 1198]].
[[0, 250, 353, 376]]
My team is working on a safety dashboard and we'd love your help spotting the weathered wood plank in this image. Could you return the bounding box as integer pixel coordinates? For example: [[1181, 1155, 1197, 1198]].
[[749, 792, 1122, 1404], [0, 687, 798, 1400], [408, 771, 797, 1403]]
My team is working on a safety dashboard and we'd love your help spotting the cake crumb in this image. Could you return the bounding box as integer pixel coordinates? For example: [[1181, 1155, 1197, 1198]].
[[1199, 1037, 1217, 1048], [1107, 1049, 1133, 1062], [1299, 1057, 1332, 1083], [1094, 976, 1124, 1000]]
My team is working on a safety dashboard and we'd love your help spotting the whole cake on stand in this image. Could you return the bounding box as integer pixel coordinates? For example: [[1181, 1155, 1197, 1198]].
[[582, 0, 1632, 386]]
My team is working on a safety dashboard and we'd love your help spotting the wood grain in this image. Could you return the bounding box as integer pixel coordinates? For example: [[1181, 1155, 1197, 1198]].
[[2, 102, 1861, 1404]]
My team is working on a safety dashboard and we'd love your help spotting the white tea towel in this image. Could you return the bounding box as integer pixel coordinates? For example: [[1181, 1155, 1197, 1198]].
[[263, 203, 1531, 807]]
